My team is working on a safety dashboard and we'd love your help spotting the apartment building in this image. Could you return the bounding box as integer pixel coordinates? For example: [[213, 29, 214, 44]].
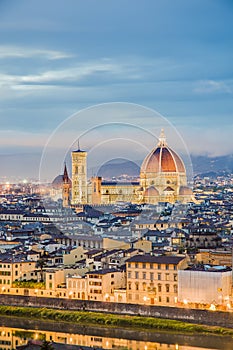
[[126, 254, 187, 306], [86, 268, 126, 302]]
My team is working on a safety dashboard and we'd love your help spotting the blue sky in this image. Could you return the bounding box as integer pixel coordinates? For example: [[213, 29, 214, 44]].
[[0, 0, 233, 180]]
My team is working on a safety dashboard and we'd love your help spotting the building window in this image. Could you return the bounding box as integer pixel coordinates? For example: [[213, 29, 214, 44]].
[[150, 272, 154, 281], [166, 264, 169, 270], [143, 272, 146, 279], [150, 263, 153, 269], [174, 274, 177, 281], [174, 285, 178, 293], [135, 263, 138, 268], [143, 263, 146, 269], [135, 282, 139, 291], [128, 263, 131, 268], [135, 271, 139, 279], [158, 264, 161, 270], [158, 284, 162, 292], [165, 273, 169, 281], [128, 293, 132, 300], [166, 297, 170, 303], [128, 283, 131, 290], [173, 265, 177, 270], [142, 282, 146, 291], [166, 284, 170, 293], [158, 273, 161, 280], [159, 296, 162, 302], [128, 272, 131, 278]]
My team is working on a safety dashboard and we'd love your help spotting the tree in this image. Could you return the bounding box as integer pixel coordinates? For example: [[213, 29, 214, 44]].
[[40, 340, 55, 350], [36, 258, 47, 282]]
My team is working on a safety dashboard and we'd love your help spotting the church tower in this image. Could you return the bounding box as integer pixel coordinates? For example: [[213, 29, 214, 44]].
[[71, 143, 87, 205], [62, 163, 71, 208]]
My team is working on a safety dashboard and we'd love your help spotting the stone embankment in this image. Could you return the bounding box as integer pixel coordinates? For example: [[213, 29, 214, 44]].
[[0, 294, 233, 328]]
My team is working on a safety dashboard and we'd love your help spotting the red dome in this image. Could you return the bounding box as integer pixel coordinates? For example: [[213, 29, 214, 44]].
[[141, 130, 185, 174]]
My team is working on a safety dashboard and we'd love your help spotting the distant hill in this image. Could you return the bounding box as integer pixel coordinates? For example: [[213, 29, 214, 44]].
[[90, 155, 233, 179], [97, 159, 140, 178], [191, 154, 233, 176]]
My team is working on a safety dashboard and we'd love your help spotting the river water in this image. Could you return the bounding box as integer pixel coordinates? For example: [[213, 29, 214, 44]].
[[0, 316, 232, 350]]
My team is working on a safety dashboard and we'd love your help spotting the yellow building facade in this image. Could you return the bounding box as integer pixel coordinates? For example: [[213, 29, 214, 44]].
[[126, 255, 188, 306]]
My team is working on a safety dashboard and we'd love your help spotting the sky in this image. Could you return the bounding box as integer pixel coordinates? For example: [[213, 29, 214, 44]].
[[0, 0, 233, 181]]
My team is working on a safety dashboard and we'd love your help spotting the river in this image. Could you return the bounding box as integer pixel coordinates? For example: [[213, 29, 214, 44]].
[[0, 316, 232, 350]]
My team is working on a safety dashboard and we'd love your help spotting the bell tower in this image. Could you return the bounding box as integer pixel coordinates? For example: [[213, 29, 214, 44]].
[[62, 163, 70, 208], [71, 142, 87, 205]]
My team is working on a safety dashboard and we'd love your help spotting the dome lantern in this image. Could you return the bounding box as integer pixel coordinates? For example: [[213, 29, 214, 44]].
[[158, 128, 167, 147]]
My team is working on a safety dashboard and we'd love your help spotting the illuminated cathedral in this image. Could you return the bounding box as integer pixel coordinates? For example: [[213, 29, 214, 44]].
[[62, 130, 193, 207]]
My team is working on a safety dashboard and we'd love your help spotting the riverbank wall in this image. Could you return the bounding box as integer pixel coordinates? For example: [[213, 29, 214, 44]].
[[0, 294, 233, 328]]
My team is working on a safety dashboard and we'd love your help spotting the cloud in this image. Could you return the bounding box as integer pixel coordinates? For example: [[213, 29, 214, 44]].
[[0, 59, 139, 93], [193, 79, 232, 94], [0, 45, 72, 60]]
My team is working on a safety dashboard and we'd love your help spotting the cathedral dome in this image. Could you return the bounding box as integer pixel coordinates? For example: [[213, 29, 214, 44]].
[[141, 129, 185, 174], [52, 175, 64, 188]]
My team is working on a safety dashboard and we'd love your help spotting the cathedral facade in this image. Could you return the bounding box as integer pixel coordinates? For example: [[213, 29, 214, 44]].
[[63, 130, 193, 207]]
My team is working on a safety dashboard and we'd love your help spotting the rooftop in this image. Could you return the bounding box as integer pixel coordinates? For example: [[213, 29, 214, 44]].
[[126, 254, 185, 264]]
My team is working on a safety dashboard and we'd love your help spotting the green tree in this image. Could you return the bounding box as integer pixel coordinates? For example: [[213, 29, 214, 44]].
[[40, 340, 55, 350], [36, 258, 47, 282]]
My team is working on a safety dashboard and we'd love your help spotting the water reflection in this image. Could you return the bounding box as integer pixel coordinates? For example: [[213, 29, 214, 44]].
[[0, 317, 231, 350]]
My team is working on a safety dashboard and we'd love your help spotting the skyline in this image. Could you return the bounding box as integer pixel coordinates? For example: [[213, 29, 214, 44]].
[[0, 0, 233, 179]]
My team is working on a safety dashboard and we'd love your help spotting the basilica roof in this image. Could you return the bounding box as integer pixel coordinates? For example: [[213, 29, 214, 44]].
[[179, 185, 193, 195], [144, 186, 159, 197], [141, 129, 186, 174]]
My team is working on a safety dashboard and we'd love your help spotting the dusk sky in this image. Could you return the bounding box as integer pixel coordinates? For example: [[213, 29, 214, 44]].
[[0, 0, 233, 181]]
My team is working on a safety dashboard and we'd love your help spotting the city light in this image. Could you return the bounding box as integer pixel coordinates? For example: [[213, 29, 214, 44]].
[[209, 304, 216, 311]]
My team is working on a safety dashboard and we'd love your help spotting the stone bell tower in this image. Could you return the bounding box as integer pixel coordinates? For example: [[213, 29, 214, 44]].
[[71, 142, 87, 205]]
